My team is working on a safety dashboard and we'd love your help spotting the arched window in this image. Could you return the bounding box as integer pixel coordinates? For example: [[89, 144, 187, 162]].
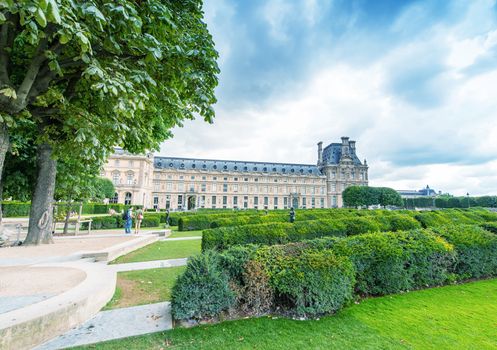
[[124, 192, 132, 205]]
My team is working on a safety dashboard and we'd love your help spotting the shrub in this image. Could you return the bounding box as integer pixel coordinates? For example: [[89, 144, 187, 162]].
[[202, 219, 347, 251], [171, 251, 236, 321], [385, 214, 422, 231], [432, 225, 497, 279], [255, 246, 355, 316], [141, 216, 160, 228], [329, 230, 455, 296], [481, 222, 497, 234], [342, 217, 381, 235], [1, 201, 31, 217], [239, 260, 273, 316]]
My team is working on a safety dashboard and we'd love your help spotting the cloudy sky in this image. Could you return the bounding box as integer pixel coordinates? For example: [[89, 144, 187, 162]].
[[159, 0, 497, 196]]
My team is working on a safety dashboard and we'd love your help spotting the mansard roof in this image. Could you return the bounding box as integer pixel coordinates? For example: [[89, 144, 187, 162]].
[[322, 143, 363, 165], [154, 156, 324, 176]]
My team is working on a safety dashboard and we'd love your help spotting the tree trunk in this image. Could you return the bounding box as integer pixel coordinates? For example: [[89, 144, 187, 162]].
[[0, 124, 9, 229], [63, 202, 71, 235], [25, 143, 56, 245]]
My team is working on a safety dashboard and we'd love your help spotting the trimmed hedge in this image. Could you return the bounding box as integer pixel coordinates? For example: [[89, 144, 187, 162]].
[[202, 219, 349, 251], [1, 201, 31, 217], [432, 225, 497, 279], [255, 246, 355, 315], [172, 224, 497, 322], [81, 214, 160, 230], [171, 251, 236, 320]]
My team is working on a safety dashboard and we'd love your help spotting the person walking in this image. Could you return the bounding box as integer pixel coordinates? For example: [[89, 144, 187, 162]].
[[123, 208, 133, 234], [135, 207, 144, 234]]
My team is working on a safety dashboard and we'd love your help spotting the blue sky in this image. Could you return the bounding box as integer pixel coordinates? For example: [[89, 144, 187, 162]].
[[160, 0, 497, 196]]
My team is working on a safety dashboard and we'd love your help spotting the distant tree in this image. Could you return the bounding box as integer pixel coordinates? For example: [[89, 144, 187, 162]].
[[342, 186, 367, 208], [377, 187, 403, 207]]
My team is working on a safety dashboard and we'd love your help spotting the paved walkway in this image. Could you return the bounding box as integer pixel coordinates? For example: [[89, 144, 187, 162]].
[[36, 301, 172, 350], [110, 258, 188, 272]]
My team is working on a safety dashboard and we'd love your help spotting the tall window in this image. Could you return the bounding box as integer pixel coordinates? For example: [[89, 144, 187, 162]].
[[320, 198, 325, 208], [178, 183, 184, 191], [112, 172, 120, 185], [302, 197, 306, 208], [189, 183, 195, 192], [222, 196, 227, 207], [178, 195, 183, 208], [274, 197, 278, 210], [212, 196, 217, 209], [233, 184, 238, 192], [201, 183, 206, 192], [200, 195, 205, 208], [166, 182, 172, 191], [126, 172, 134, 185], [166, 195, 170, 209], [212, 183, 217, 191], [284, 197, 288, 209], [124, 192, 132, 205], [223, 183, 228, 192], [263, 196, 268, 209], [233, 196, 238, 208], [254, 196, 259, 208], [311, 197, 315, 208], [243, 196, 248, 208], [153, 195, 159, 210]]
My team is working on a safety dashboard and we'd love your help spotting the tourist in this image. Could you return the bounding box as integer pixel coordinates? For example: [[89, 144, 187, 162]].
[[123, 208, 133, 234], [135, 207, 144, 234]]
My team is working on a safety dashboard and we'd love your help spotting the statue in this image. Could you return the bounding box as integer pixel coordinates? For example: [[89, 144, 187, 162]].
[[289, 207, 295, 223]]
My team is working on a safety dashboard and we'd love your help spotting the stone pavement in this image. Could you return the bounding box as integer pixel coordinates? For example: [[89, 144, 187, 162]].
[[36, 301, 172, 350]]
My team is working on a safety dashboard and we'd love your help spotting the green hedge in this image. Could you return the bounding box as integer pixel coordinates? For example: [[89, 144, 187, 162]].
[[255, 246, 355, 315], [202, 219, 349, 251], [432, 225, 497, 279], [171, 251, 236, 320], [172, 224, 497, 322], [81, 214, 161, 230], [1, 201, 31, 217]]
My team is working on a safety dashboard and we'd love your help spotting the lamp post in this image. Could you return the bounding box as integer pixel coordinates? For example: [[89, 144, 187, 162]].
[[467, 192, 470, 208]]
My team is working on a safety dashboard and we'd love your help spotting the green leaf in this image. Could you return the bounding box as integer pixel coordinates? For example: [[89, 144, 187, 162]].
[[0, 87, 17, 99], [35, 7, 47, 27], [47, 0, 61, 24]]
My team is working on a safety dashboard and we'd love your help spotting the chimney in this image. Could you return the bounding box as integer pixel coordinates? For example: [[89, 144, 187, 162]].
[[341, 136, 350, 157], [349, 140, 356, 154], [317, 141, 323, 165]]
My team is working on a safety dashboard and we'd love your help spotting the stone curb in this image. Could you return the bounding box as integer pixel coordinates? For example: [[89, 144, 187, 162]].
[[0, 261, 116, 350]]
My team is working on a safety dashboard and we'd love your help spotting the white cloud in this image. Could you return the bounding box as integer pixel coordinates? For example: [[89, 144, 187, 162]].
[[160, 0, 497, 197]]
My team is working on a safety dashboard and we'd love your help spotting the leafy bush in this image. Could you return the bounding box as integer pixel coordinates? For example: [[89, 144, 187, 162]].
[[1, 201, 31, 217], [141, 216, 160, 228], [342, 217, 381, 236], [202, 219, 347, 251], [480, 222, 497, 234], [255, 246, 355, 316], [432, 225, 497, 279], [327, 230, 455, 296], [171, 251, 236, 320]]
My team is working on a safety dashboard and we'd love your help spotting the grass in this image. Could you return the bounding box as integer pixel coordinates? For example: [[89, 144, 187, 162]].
[[168, 228, 203, 238], [74, 278, 497, 350], [103, 266, 186, 310], [111, 239, 201, 264]]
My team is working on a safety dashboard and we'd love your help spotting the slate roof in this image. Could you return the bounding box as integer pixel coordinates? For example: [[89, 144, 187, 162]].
[[154, 157, 324, 176], [322, 143, 363, 165]]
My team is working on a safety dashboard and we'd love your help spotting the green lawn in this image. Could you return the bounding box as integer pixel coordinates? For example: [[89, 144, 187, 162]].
[[74, 278, 497, 350], [168, 228, 203, 238], [103, 266, 186, 310], [111, 240, 201, 264]]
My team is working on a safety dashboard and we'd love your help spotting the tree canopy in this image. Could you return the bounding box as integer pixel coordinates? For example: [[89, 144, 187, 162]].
[[342, 186, 403, 208], [0, 1, 219, 244]]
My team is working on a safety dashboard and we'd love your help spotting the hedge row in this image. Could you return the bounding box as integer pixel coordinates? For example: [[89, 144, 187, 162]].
[[0, 201, 143, 217], [202, 215, 422, 251], [172, 225, 497, 321], [178, 208, 496, 231], [80, 215, 160, 230]]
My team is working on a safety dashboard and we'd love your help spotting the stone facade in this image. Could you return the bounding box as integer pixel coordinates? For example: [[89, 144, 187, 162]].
[[102, 137, 368, 209]]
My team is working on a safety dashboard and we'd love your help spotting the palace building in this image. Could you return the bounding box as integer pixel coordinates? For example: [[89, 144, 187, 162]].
[[102, 137, 368, 210]]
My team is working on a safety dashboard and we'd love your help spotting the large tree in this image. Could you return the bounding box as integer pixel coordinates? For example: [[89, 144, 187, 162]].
[[0, 1, 219, 244]]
